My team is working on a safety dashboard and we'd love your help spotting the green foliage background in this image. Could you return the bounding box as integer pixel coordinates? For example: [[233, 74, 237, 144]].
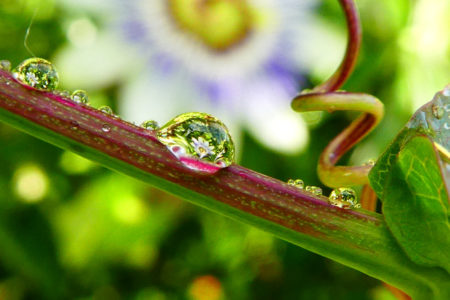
[[0, 0, 448, 299]]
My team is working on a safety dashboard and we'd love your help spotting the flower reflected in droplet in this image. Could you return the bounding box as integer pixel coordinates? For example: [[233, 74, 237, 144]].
[[191, 136, 215, 159]]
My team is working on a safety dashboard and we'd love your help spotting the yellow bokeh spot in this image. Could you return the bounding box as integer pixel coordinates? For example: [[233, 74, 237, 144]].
[[112, 195, 148, 225], [59, 151, 95, 174], [13, 164, 49, 203], [188, 275, 223, 300]]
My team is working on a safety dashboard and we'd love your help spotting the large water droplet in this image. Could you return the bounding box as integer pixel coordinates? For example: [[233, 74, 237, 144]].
[[71, 89, 89, 104], [0, 60, 11, 71], [287, 179, 304, 189], [141, 120, 159, 130], [306, 185, 322, 196], [12, 58, 59, 91], [157, 112, 235, 172], [328, 187, 360, 209]]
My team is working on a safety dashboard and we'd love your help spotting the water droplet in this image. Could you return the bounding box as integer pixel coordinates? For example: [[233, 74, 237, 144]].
[[0, 60, 11, 71], [54, 90, 70, 98], [432, 104, 444, 119], [157, 112, 235, 172], [12, 58, 59, 91], [101, 124, 111, 133], [328, 187, 359, 209], [287, 179, 304, 189], [305, 185, 322, 196], [99, 106, 114, 115], [70, 121, 79, 130], [141, 120, 159, 130], [364, 159, 376, 167], [71, 89, 89, 104]]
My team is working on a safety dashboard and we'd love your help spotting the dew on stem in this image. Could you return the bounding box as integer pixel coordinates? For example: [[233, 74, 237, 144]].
[[71, 90, 89, 104], [287, 179, 304, 189], [101, 124, 111, 133], [157, 112, 235, 173], [99, 105, 114, 115], [305, 185, 323, 196], [53, 90, 70, 98], [12, 58, 59, 91], [141, 120, 159, 130], [0, 60, 11, 71], [328, 187, 360, 209]]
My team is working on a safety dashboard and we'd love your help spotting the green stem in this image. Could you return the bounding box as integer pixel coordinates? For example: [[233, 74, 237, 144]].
[[0, 70, 447, 299], [292, 92, 384, 187]]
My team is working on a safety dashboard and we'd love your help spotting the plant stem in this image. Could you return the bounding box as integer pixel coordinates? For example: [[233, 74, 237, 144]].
[[313, 0, 361, 93], [0, 71, 447, 299]]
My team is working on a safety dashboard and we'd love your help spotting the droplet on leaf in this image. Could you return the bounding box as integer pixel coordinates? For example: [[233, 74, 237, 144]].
[[157, 112, 235, 173], [71, 89, 89, 104], [305, 185, 322, 195], [287, 179, 304, 189], [0, 60, 11, 71], [99, 105, 114, 115], [328, 187, 360, 209], [141, 120, 159, 130], [12, 58, 59, 91]]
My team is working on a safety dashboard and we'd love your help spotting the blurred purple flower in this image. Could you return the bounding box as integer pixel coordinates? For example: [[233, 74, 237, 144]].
[[57, 0, 319, 154]]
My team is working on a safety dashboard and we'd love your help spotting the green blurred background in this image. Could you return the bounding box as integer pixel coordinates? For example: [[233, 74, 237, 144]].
[[0, 0, 448, 299]]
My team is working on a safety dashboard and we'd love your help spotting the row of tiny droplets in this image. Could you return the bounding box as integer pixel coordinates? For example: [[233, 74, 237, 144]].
[[0, 58, 160, 132], [287, 179, 361, 209]]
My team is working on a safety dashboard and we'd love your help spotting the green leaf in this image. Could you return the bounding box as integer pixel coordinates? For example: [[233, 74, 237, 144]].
[[369, 87, 450, 275]]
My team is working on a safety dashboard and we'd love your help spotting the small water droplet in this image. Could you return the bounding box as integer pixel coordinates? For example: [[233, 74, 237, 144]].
[[70, 121, 79, 130], [306, 185, 322, 196], [99, 106, 114, 115], [54, 90, 70, 98], [12, 58, 59, 91], [0, 60, 11, 71], [364, 159, 376, 167], [157, 112, 235, 173], [101, 124, 111, 133], [432, 104, 445, 119], [287, 179, 304, 189], [328, 187, 359, 209], [141, 120, 159, 130], [71, 89, 89, 104]]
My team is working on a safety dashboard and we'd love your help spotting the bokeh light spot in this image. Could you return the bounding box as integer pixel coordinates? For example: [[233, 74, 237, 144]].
[[13, 164, 49, 203], [188, 275, 223, 300], [59, 151, 95, 174], [67, 17, 98, 48], [112, 195, 148, 225]]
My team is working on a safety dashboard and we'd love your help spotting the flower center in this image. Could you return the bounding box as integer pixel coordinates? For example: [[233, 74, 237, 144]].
[[167, 0, 252, 51]]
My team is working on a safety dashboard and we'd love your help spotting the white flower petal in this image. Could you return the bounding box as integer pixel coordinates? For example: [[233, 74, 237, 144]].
[[54, 32, 138, 90], [242, 77, 308, 154]]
